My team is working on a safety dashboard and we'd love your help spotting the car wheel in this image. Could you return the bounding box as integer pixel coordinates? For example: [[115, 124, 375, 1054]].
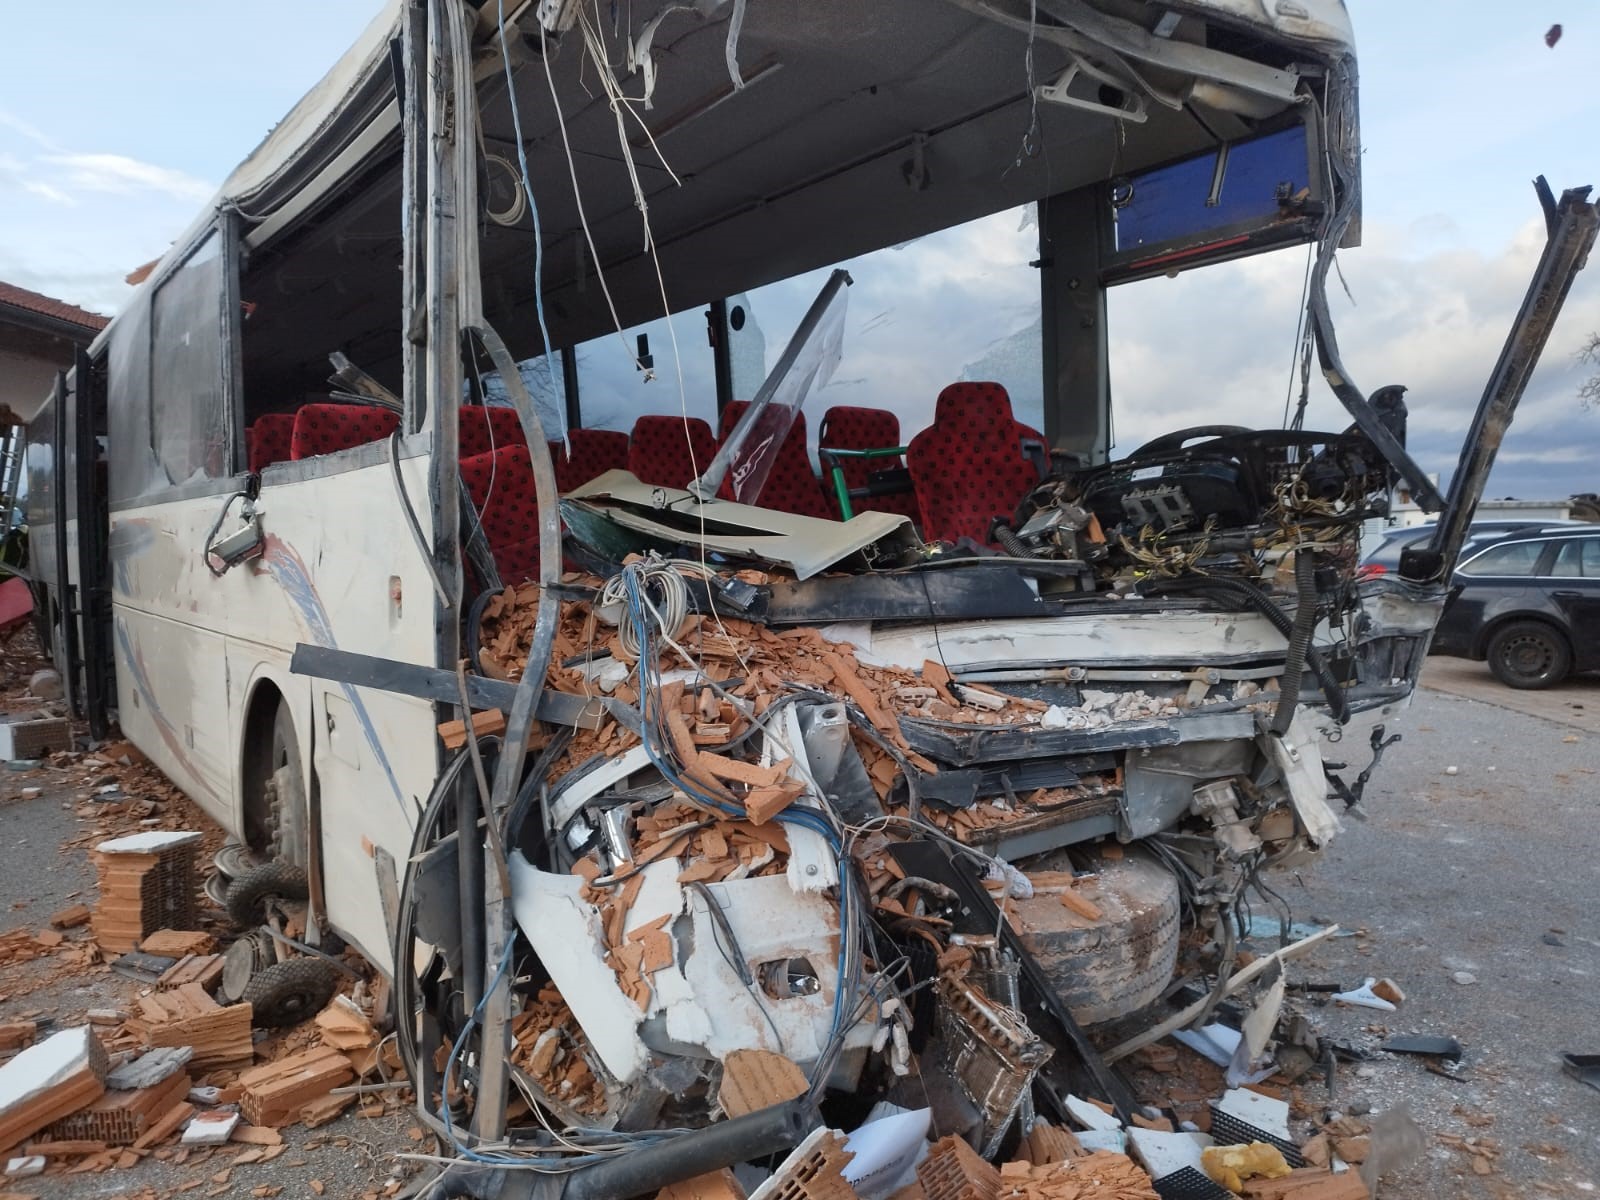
[[1487, 620, 1571, 690]]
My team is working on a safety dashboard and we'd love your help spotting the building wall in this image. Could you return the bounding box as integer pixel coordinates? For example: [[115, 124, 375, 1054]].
[[0, 324, 82, 425], [0, 346, 64, 426]]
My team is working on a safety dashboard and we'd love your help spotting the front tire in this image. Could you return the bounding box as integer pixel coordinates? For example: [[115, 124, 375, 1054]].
[[1012, 849, 1181, 1026], [1487, 620, 1571, 690], [244, 700, 308, 868]]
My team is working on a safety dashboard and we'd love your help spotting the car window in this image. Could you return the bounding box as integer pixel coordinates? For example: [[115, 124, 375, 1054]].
[[1551, 540, 1584, 577], [1458, 540, 1545, 577], [1547, 537, 1600, 577]]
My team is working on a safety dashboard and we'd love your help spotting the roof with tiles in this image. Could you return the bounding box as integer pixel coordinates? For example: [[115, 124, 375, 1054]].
[[0, 281, 109, 334]]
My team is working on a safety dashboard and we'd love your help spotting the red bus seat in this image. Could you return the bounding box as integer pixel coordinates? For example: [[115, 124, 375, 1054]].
[[906, 382, 1044, 546], [817, 405, 920, 523], [551, 428, 630, 493], [459, 405, 525, 459], [246, 413, 297, 473], [289, 404, 400, 461], [460, 443, 541, 585], [627, 415, 717, 489], [714, 402, 832, 519]]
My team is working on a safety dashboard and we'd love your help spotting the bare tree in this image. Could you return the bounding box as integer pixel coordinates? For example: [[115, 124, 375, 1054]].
[[1583, 332, 1600, 410]]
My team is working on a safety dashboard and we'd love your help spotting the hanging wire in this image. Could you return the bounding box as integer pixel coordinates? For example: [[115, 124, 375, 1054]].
[[1008, 0, 1042, 170], [495, 0, 568, 446]]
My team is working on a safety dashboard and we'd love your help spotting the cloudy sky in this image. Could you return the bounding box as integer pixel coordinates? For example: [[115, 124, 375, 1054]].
[[3, 1, 1597, 499]]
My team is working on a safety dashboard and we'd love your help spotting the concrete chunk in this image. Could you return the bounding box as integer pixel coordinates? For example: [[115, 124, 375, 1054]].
[[180, 1110, 239, 1145], [107, 1047, 194, 1091]]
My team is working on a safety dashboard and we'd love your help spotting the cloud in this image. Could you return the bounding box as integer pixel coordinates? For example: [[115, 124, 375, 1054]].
[[0, 117, 213, 315], [0, 110, 56, 149], [43, 152, 213, 204], [22, 179, 73, 206], [1106, 215, 1600, 498]]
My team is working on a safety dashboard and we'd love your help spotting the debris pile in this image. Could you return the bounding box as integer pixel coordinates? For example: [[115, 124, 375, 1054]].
[[366, 544, 1442, 1200], [509, 984, 608, 1116], [89, 831, 203, 954], [0, 635, 416, 1193]]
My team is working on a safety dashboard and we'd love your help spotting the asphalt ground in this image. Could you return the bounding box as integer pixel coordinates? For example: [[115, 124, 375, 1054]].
[[1270, 659, 1600, 1197]]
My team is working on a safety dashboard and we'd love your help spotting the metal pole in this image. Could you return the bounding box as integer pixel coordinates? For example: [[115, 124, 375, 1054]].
[[690, 269, 851, 501], [1420, 182, 1598, 580]]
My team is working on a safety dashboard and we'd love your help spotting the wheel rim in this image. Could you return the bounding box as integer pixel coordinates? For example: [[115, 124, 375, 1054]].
[[1500, 631, 1556, 681], [214, 841, 267, 881], [204, 872, 231, 909]]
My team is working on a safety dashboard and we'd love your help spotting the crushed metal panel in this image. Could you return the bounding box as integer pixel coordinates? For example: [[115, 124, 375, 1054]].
[[563, 469, 914, 580], [507, 855, 648, 1083], [1264, 710, 1342, 848], [844, 610, 1290, 673], [934, 971, 1053, 1158], [509, 857, 861, 1079], [548, 743, 656, 834]]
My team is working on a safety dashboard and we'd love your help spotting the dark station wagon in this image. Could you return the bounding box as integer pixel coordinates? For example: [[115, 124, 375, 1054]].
[[1432, 530, 1600, 688]]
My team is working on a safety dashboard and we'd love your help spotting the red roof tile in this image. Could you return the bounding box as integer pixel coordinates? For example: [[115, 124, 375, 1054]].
[[0, 280, 109, 333]]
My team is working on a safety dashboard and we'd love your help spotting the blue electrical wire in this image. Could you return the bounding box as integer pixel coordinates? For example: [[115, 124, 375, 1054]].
[[438, 942, 529, 1164], [495, 0, 564, 437]]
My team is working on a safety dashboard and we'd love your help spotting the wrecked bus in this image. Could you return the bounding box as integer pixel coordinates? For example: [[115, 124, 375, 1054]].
[[24, 0, 1595, 1192]]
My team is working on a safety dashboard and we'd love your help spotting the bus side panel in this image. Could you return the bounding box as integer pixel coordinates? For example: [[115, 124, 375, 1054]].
[[110, 454, 437, 973], [232, 455, 439, 975], [110, 496, 237, 824], [113, 605, 233, 820], [311, 685, 433, 975]]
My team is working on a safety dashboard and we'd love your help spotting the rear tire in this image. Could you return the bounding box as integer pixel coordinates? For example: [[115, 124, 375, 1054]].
[[244, 958, 340, 1027], [1487, 620, 1570, 690], [1012, 849, 1181, 1027], [244, 699, 308, 868]]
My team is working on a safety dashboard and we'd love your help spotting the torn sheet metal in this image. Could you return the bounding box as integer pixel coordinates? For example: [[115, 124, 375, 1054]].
[[1265, 710, 1342, 847], [933, 970, 1054, 1158], [764, 704, 840, 892], [1231, 962, 1286, 1088], [506, 859, 649, 1083], [563, 469, 916, 579], [508, 856, 864, 1086]]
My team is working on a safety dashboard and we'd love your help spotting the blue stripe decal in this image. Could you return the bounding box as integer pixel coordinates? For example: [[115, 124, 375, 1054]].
[[259, 537, 410, 817]]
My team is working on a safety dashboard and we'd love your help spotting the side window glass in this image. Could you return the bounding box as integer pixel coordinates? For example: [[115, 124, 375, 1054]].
[[733, 206, 1043, 450], [474, 353, 566, 441], [1459, 540, 1543, 577], [574, 317, 717, 434], [150, 232, 226, 484], [1581, 538, 1600, 577], [1551, 540, 1584, 577]]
